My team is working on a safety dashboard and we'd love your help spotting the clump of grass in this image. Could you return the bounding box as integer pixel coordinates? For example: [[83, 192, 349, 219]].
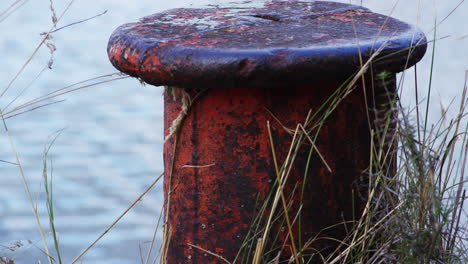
[[327, 74, 467, 264], [220, 75, 467, 264], [245, 64, 466, 264]]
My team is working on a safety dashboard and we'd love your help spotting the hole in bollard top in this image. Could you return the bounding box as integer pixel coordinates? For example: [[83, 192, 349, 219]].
[[108, 0, 427, 88], [252, 14, 282, 22]]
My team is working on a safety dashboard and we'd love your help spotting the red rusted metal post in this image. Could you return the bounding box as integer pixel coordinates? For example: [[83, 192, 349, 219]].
[[108, 1, 426, 263]]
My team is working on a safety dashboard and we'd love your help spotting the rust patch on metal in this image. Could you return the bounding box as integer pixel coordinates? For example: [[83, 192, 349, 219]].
[[162, 78, 395, 263]]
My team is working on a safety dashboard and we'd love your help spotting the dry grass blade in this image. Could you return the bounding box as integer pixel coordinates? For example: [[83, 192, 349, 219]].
[[264, 107, 295, 135], [4, 73, 123, 111], [446, 71, 468, 255], [160, 88, 208, 264], [4, 100, 65, 120], [188, 243, 232, 264], [1, 0, 75, 97], [144, 205, 164, 264], [298, 124, 332, 173], [2, 74, 128, 118], [256, 125, 301, 262], [70, 172, 163, 264], [0, 0, 29, 23], [182, 163, 216, 168], [0, 159, 18, 165], [267, 121, 300, 264], [324, 43, 387, 123], [327, 203, 403, 264], [0, 108, 53, 264], [2, 67, 48, 112], [160, 137, 178, 264], [47, 10, 108, 34], [252, 238, 264, 264], [159, 224, 172, 264], [341, 130, 377, 264], [432, 0, 465, 35]]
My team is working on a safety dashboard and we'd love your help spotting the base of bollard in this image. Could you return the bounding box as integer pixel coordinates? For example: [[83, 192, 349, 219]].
[[162, 75, 396, 263]]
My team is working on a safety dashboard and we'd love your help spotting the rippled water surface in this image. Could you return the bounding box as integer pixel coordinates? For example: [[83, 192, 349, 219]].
[[0, 0, 466, 263]]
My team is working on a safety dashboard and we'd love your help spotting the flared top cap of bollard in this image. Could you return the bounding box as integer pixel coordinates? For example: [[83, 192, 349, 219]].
[[108, 0, 427, 88]]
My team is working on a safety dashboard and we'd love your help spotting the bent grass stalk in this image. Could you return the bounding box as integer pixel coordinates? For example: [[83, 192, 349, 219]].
[[0, 109, 53, 264], [0, 1, 134, 263], [1, 0, 76, 98], [70, 172, 163, 264], [0, 0, 29, 23], [3, 74, 129, 119], [253, 124, 300, 264]]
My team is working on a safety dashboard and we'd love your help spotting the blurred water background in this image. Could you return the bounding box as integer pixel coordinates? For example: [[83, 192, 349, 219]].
[[0, 0, 466, 263]]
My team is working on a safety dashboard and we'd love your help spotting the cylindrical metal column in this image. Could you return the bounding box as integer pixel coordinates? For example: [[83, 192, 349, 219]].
[[163, 78, 395, 263], [108, 1, 426, 263]]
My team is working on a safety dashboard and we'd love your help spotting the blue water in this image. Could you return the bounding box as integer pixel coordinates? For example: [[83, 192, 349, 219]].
[[0, 0, 466, 263]]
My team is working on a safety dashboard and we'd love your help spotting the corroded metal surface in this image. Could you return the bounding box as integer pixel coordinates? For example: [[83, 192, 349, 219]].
[[163, 77, 397, 263], [108, 0, 426, 88], [107, 1, 426, 263]]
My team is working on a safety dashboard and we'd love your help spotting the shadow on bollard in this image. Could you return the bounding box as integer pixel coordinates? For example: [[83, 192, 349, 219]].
[[108, 1, 426, 263]]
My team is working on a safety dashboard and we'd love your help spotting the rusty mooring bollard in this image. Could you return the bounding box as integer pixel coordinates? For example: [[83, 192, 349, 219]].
[[108, 1, 426, 263]]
